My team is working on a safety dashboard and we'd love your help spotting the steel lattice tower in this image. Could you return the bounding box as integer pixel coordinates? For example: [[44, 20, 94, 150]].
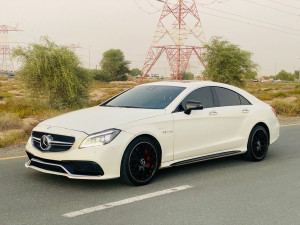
[[140, 0, 206, 81], [0, 25, 21, 71]]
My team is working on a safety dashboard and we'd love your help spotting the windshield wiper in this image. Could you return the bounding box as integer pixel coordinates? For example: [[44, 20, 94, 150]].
[[101, 105, 145, 109], [118, 106, 144, 109], [101, 105, 117, 107]]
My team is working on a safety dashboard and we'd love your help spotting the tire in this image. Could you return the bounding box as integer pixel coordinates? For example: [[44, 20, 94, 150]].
[[245, 125, 269, 161], [120, 136, 160, 186]]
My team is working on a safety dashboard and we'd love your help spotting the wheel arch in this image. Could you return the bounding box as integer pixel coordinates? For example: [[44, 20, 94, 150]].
[[123, 134, 162, 167], [253, 122, 270, 144]]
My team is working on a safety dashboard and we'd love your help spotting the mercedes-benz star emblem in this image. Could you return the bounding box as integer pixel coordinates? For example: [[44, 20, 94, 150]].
[[40, 135, 52, 151]]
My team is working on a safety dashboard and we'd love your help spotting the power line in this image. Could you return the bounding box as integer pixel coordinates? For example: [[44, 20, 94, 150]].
[[197, 0, 230, 5], [132, 0, 161, 14], [133, 2, 300, 39], [200, 5, 300, 32], [241, 0, 300, 17], [145, 0, 161, 10], [158, 0, 230, 5], [198, 10, 300, 37], [266, 0, 300, 11]]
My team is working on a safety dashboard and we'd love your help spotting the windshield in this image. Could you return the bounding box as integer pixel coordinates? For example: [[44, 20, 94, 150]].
[[102, 85, 185, 109]]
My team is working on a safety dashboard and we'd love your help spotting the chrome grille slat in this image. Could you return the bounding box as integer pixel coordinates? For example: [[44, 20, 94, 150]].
[[32, 137, 73, 146], [31, 131, 75, 152], [50, 140, 74, 145]]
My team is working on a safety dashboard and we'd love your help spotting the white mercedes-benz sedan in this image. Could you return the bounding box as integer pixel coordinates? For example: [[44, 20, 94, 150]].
[[25, 81, 280, 185]]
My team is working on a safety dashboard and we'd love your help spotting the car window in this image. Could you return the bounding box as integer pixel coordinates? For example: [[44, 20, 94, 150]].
[[214, 87, 241, 106], [181, 87, 214, 110], [102, 85, 185, 109], [239, 95, 251, 105]]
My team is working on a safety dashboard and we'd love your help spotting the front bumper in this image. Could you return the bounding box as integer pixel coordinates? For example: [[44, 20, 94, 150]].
[[25, 126, 135, 180], [25, 151, 104, 179]]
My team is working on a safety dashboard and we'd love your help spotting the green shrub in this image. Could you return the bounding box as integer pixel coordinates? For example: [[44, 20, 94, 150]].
[[263, 88, 272, 92], [271, 99, 300, 117], [271, 92, 288, 98], [0, 113, 23, 131], [100, 49, 130, 81], [202, 37, 257, 87], [0, 130, 27, 148], [182, 72, 194, 80], [0, 89, 12, 99], [276, 70, 295, 81], [287, 90, 300, 95], [13, 37, 92, 109], [91, 69, 111, 82], [255, 93, 272, 101], [0, 98, 64, 118], [0, 98, 42, 118]]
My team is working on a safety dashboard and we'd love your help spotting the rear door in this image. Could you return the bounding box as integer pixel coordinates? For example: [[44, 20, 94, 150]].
[[210, 86, 252, 151]]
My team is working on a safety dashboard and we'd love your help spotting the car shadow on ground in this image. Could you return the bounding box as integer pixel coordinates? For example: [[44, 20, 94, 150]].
[[23, 144, 282, 193], [24, 155, 246, 188]]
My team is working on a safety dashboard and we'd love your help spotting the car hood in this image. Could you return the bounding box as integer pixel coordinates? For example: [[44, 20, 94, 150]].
[[38, 106, 165, 134]]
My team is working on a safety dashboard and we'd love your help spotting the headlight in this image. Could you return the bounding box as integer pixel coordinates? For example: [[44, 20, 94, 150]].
[[79, 129, 121, 148]]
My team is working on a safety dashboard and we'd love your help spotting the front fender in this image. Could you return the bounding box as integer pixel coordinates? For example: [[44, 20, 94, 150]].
[[120, 114, 174, 162]]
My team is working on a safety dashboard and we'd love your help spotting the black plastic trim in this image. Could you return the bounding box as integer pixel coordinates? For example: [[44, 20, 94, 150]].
[[30, 160, 67, 174], [211, 87, 220, 107], [26, 152, 104, 176], [171, 150, 242, 166]]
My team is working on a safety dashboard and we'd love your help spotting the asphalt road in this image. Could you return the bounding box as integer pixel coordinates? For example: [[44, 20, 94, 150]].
[[1, 125, 299, 225]]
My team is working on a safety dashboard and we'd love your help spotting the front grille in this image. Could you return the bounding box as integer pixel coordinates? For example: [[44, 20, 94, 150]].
[[32, 131, 75, 152]]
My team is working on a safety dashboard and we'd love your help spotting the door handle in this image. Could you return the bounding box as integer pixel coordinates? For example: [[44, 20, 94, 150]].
[[209, 110, 218, 116], [242, 109, 249, 113]]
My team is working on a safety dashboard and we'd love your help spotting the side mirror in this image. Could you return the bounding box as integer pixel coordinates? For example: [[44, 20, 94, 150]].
[[184, 100, 203, 115]]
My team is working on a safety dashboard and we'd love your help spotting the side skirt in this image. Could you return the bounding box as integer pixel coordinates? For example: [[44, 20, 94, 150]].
[[170, 150, 242, 167]]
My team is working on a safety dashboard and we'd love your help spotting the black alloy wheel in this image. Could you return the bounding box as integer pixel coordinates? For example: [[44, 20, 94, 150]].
[[121, 137, 159, 186], [245, 125, 269, 161]]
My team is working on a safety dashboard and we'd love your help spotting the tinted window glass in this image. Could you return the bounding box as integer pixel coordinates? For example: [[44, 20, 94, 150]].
[[239, 95, 251, 105], [181, 87, 214, 109], [215, 87, 241, 106], [103, 85, 185, 109]]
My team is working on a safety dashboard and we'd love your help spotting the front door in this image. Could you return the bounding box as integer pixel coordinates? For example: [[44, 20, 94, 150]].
[[172, 87, 219, 160]]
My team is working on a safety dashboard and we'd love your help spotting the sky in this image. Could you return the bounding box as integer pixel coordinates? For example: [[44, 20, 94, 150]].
[[1, 0, 300, 76]]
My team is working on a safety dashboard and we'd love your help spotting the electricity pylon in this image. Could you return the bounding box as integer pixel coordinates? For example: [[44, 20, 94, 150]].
[[140, 0, 206, 81], [0, 25, 22, 71]]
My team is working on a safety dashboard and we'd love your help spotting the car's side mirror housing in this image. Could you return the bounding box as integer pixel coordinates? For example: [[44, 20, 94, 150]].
[[184, 100, 203, 115]]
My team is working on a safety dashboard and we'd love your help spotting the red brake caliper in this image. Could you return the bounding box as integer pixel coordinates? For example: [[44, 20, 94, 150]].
[[145, 150, 150, 167]]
